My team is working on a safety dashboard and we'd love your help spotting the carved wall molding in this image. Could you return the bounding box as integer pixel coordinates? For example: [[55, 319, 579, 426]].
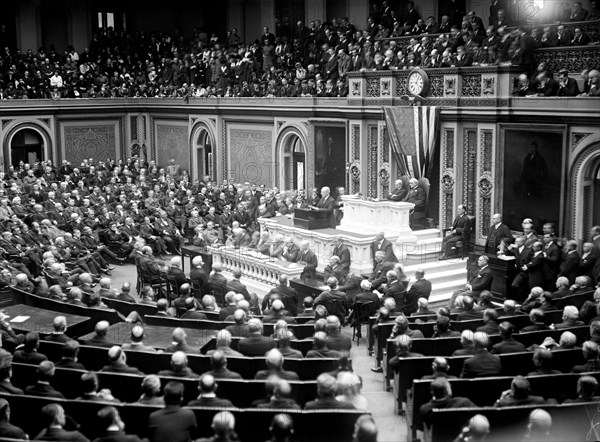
[[571, 132, 594, 151]]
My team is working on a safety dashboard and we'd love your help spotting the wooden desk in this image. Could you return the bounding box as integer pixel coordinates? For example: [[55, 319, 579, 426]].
[[1, 304, 90, 337], [180, 245, 212, 274], [78, 322, 214, 350], [293, 208, 330, 230], [467, 253, 517, 299], [290, 278, 327, 300]]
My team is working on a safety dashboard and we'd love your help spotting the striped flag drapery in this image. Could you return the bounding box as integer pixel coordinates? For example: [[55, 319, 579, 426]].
[[384, 106, 439, 180]]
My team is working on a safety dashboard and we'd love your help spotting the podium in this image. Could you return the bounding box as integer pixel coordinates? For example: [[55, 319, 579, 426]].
[[293, 208, 330, 230]]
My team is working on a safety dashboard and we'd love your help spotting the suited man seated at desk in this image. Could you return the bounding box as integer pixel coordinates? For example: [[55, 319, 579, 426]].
[[448, 255, 493, 309], [323, 256, 349, 285], [440, 204, 471, 259], [307, 186, 336, 228], [369, 251, 397, 290], [264, 275, 298, 316], [298, 240, 318, 280], [387, 179, 408, 202]]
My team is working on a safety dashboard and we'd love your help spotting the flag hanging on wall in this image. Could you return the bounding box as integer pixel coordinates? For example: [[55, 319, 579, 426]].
[[383, 106, 439, 180]]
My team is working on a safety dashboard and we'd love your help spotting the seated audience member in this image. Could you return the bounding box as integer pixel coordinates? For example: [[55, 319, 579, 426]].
[[158, 351, 199, 379], [77, 371, 119, 402], [563, 375, 600, 403], [205, 350, 243, 380], [476, 308, 500, 334], [500, 299, 522, 317], [519, 287, 544, 314], [219, 292, 238, 321], [255, 349, 299, 380], [83, 320, 114, 347], [13, 331, 48, 364], [121, 325, 157, 352], [257, 376, 301, 409], [527, 348, 562, 376], [422, 357, 456, 380], [0, 352, 22, 394], [24, 360, 65, 399], [572, 341, 600, 373], [117, 282, 136, 303], [494, 376, 546, 408], [353, 415, 379, 442], [156, 299, 171, 316], [195, 411, 236, 442], [325, 315, 352, 353], [94, 406, 144, 442], [238, 318, 275, 356], [580, 287, 600, 324], [456, 295, 482, 321], [180, 297, 208, 320], [35, 404, 89, 442], [412, 297, 434, 317], [164, 327, 195, 353], [491, 322, 526, 354], [306, 332, 343, 359], [389, 314, 424, 339], [265, 413, 295, 442], [521, 309, 551, 332], [55, 340, 85, 369], [432, 315, 460, 338], [101, 346, 143, 375], [474, 291, 495, 312], [314, 276, 348, 324], [452, 330, 476, 356], [453, 415, 491, 442], [187, 374, 234, 407], [553, 305, 585, 329], [524, 408, 553, 441], [148, 381, 197, 442], [274, 330, 303, 359], [336, 371, 368, 410], [225, 309, 250, 338], [45, 315, 70, 343], [460, 332, 501, 378], [298, 296, 315, 318], [137, 375, 165, 406], [305, 373, 356, 410], [263, 299, 296, 324], [417, 377, 476, 432], [388, 335, 424, 372], [206, 330, 243, 357], [0, 399, 27, 440], [551, 276, 571, 299]]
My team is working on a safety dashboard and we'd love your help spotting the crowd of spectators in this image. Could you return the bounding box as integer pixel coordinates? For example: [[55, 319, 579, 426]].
[[0, 1, 598, 99]]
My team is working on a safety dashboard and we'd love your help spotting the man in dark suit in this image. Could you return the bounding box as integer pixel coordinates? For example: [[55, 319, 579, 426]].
[[522, 241, 545, 290], [381, 270, 406, 312], [94, 406, 144, 442], [12, 332, 48, 364], [371, 232, 398, 263], [238, 319, 275, 356], [485, 213, 513, 254], [557, 69, 580, 96], [460, 332, 501, 378], [441, 204, 471, 259], [305, 373, 356, 410], [406, 269, 432, 311], [281, 236, 300, 262], [187, 374, 234, 407], [403, 178, 427, 228], [332, 236, 351, 271], [24, 361, 65, 399], [314, 277, 348, 324], [325, 316, 352, 353], [254, 349, 300, 381], [265, 275, 298, 316], [370, 251, 397, 290], [101, 346, 144, 375], [34, 404, 88, 442], [387, 179, 408, 202], [448, 255, 493, 308], [83, 320, 114, 348], [417, 377, 476, 432], [189, 256, 209, 296], [224, 268, 250, 301], [298, 240, 318, 279], [309, 186, 336, 228], [542, 234, 561, 290], [491, 322, 526, 354], [148, 381, 197, 442], [323, 256, 348, 285], [506, 235, 533, 301], [263, 300, 296, 324], [55, 340, 85, 370], [559, 240, 580, 285]]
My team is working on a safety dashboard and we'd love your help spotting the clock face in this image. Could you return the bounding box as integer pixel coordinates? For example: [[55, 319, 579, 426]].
[[408, 72, 424, 95]]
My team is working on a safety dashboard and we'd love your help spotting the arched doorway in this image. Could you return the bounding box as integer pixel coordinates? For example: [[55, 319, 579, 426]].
[[583, 155, 600, 231], [282, 134, 306, 190], [194, 129, 214, 181], [40, 0, 69, 53], [10, 129, 44, 167]]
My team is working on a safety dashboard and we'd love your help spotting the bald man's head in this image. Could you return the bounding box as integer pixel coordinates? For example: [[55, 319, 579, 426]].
[[270, 413, 294, 439], [353, 415, 378, 442]]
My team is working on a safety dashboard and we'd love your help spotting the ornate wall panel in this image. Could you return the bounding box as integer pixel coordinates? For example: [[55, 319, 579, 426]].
[[463, 129, 477, 223], [60, 120, 121, 166], [461, 75, 482, 97], [477, 128, 495, 242], [155, 122, 190, 173], [228, 125, 273, 184], [367, 125, 378, 198], [349, 124, 361, 194], [441, 127, 456, 229]]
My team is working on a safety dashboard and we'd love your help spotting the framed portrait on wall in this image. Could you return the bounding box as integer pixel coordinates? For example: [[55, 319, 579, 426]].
[[314, 124, 346, 198], [498, 124, 567, 234]]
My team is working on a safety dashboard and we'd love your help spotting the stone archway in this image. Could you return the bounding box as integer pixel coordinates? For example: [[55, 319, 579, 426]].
[[190, 123, 216, 182], [3, 122, 52, 170], [570, 141, 600, 240], [275, 125, 308, 191]]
